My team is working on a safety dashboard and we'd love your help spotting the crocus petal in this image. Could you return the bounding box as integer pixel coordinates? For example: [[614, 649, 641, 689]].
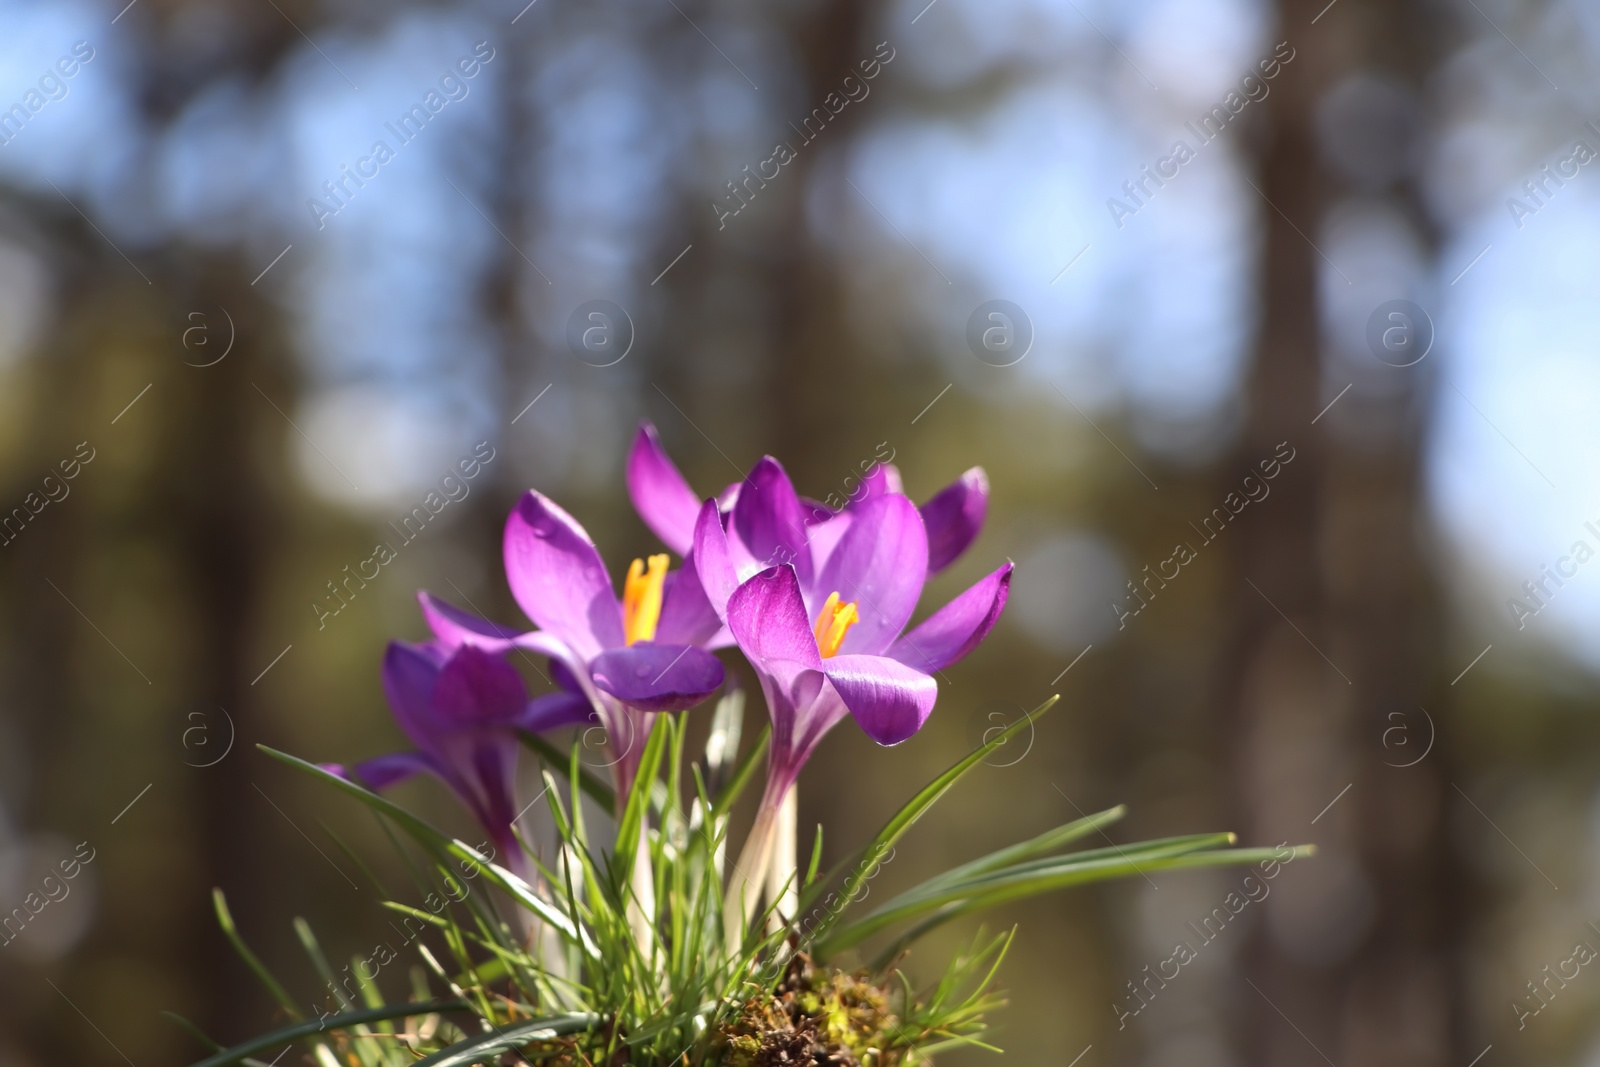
[[434, 645, 528, 725], [800, 496, 834, 525], [726, 565, 823, 671], [692, 499, 740, 617], [507, 631, 611, 725], [510, 629, 587, 671], [655, 556, 723, 647], [549, 655, 584, 695], [816, 494, 928, 657], [627, 422, 700, 556], [723, 565, 842, 768], [419, 592, 583, 674], [589, 642, 725, 712], [349, 751, 440, 790], [887, 562, 1013, 674], [469, 739, 519, 831], [521, 689, 597, 733], [823, 654, 938, 746], [381, 641, 448, 751], [758, 660, 831, 785], [848, 462, 904, 508], [921, 467, 989, 574], [504, 491, 625, 658], [731, 457, 814, 586], [805, 511, 853, 576], [419, 591, 524, 653]]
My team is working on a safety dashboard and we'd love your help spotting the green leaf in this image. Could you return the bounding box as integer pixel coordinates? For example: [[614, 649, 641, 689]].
[[611, 717, 667, 890], [409, 1013, 601, 1067], [666, 711, 688, 836], [212, 888, 300, 1019], [162, 1011, 222, 1054], [883, 832, 1234, 918], [184, 999, 467, 1067], [828, 832, 1236, 952], [382, 901, 452, 933], [257, 746, 595, 957], [844, 845, 1315, 965], [567, 741, 589, 849], [295, 917, 357, 1016], [804, 823, 824, 889], [914, 806, 1125, 893], [520, 730, 615, 814], [316, 817, 386, 895], [803, 695, 1058, 946]]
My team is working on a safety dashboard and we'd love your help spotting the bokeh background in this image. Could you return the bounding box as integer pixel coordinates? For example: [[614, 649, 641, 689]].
[[1, 0, 1599, 1063]]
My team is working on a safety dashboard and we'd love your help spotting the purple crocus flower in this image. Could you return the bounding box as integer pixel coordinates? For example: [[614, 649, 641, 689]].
[[694, 475, 1012, 792], [326, 640, 592, 871], [627, 421, 989, 576], [688, 457, 1010, 934], [414, 490, 726, 798]]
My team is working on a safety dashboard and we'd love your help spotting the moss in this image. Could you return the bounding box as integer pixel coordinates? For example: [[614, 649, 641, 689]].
[[713, 953, 908, 1067]]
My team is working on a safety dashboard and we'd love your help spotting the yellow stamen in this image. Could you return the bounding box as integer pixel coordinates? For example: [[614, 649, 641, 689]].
[[812, 591, 859, 659], [622, 554, 669, 645]]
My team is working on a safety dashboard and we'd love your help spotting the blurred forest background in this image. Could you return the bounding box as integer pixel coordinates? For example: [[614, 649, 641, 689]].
[[1, 0, 1599, 1064]]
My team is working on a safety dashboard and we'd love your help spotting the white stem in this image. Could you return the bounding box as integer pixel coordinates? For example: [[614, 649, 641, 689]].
[[764, 785, 798, 932], [627, 819, 657, 968], [724, 789, 782, 956]]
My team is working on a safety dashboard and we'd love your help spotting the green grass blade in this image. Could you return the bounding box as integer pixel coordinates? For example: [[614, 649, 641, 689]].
[[825, 833, 1238, 952], [666, 711, 687, 838], [162, 1012, 223, 1054], [212, 889, 300, 1019], [839, 844, 1315, 963], [408, 1013, 601, 1067], [916, 806, 1125, 893], [872, 832, 1236, 922], [804, 695, 1059, 945], [293, 917, 353, 1014], [612, 717, 667, 889], [316, 818, 386, 895], [257, 745, 595, 956], [520, 730, 616, 814], [184, 999, 467, 1067], [381, 901, 451, 933], [567, 741, 589, 848], [804, 823, 824, 888], [710, 723, 770, 821]]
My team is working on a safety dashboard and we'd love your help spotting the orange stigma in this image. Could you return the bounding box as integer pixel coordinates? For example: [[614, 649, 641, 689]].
[[813, 591, 859, 659], [622, 554, 669, 645]]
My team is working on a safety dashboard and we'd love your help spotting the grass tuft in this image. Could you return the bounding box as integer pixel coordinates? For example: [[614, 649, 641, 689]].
[[183, 694, 1311, 1066]]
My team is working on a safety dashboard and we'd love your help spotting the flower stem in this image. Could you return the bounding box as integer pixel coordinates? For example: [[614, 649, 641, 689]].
[[764, 784, 798, 931], [627, 819, 657, 970], [724, 778, 785, 955]]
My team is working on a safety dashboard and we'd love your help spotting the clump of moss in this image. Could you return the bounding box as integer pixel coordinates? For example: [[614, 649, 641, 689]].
[[715, 952, 908, 1067]]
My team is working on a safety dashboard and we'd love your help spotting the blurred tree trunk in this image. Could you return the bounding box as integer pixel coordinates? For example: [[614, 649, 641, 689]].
[[477, 30, 537, 578], [651, 0, 879, 468], [763, 0, 878, 455], [1225, 2, 1458, 1066], [0, 227, 290, 1059], [179, 262, 291, 1040], [0, 226, 110, 1056]]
